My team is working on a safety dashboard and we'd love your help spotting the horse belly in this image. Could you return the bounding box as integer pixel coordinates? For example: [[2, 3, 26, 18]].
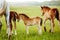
[[27, 20, 36, 26]]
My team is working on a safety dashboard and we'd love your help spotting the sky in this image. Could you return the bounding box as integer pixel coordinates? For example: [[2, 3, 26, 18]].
[[6, 0, 52, 2]]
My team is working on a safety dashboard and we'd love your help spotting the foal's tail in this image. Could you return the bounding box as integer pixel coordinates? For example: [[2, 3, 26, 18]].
[[40, 18, 43, 26], [55, 8, 59, 20]]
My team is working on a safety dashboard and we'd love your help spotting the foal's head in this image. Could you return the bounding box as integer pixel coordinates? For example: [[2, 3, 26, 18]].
[[18, 14, 29, 21], [10, 11, 19, 22], [41, 6, 50, 16], [15, 12, 19, 22]]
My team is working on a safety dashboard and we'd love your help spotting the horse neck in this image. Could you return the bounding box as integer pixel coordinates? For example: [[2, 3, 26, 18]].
[[45, 8, 50, 12], [21, 16, 29, 21]]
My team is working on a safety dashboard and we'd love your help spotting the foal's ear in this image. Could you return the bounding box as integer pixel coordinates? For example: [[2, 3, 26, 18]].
[[40, 6, 43, 9]]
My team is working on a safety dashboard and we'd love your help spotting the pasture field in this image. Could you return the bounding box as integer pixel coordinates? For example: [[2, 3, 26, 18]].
[[0, 6, 60, 40]]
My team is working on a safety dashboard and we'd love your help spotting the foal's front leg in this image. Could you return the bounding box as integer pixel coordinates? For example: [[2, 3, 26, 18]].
[[38, 24, 42, 35], [14, 21, 17, 35], [26, 25, 29, 34], [10, 22, 13, 35]]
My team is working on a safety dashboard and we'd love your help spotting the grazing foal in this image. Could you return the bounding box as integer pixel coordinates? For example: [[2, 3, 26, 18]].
[[10, 11, 19, 35], [41, 6, 60, 32], [18, 14, 42, 34]]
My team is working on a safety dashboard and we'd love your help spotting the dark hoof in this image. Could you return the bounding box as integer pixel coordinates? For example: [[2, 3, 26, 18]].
[[44, 27, 46, 32], [51, 31, 54, 33], [8, 35, 11, 40], [49, 29, 54, 34], [49, 29, 51, 32]]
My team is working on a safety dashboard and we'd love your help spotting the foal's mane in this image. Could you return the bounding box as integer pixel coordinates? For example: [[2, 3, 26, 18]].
[[19, 14, 29, 18], [43, 6, 50, 9], [41, 6, 50, 10]]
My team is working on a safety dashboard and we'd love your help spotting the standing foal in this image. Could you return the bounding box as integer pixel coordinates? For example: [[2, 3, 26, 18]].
[[41, 6, 60, 32], [18, 14, 42, 35], [10, 11, 19, 35]]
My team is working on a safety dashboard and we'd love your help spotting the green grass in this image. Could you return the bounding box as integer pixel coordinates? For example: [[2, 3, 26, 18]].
[[0, 6, 60, 40]]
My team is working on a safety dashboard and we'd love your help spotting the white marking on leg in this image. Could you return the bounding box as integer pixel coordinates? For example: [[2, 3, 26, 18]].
[[15, 30, 17, 35], [26, 26, 29, 34], [38, 24, 42, 35]]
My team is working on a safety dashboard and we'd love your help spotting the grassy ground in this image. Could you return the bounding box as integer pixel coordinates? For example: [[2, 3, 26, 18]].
[[0, 6, 60, 40]]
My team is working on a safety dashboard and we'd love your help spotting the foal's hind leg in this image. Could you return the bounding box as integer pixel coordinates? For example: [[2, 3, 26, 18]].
[[50, 19, 54, 33]]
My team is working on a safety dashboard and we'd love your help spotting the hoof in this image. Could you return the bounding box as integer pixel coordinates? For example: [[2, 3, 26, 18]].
[[26, 32, 29, 35], [49, 29, 54, 33], [15, 32, 17, 35], [38, 33, 42, 35], [8, 34, 11, 40], [49, 29, 51, 32], [38, 30, 42, 35], [50, 31, 54, 34]]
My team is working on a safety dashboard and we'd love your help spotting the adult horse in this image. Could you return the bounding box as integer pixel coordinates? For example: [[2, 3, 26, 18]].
[[41, 6, 60, 32], [0, 0, 11, 38], [0, 1, 6, 30], [18, 14, 42, 34], [10, 11, 19, 35]]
